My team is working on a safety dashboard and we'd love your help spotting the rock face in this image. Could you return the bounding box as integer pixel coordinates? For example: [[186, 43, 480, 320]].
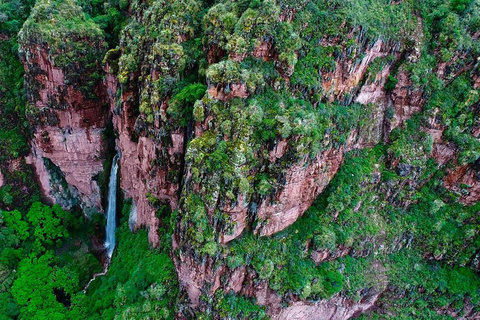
[[444, 164, 480, 205], [103, 0, 200, 245], [324, 39, 391, 102], [17, 1, 480, 318], [19, 6, 109, 212], [388, 69, 424, 131], [254, 147, 346, 237], [272, 294, 382, 320], [113, 114, 185, 245], [172, 24, 429, 314], [0, 170, 4, 188]]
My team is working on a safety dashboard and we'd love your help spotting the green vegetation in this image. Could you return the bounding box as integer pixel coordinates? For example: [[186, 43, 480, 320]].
[[74, 200, 178, 319], [214, 292, 267, 319], [78, 0, 129, 48], [1, 0, 480, 318], [0, 199, 178, 319], [220, 144, 479, 314], [0, 201, 83, 318], [17, 0, 112, 99], [19, 0, 106, 67], [0, 0, 31, 160], [172, 0, 480, 316], [0, 0, 40, 211]]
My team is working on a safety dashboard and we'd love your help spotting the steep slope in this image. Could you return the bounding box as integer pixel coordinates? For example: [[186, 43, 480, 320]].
[[10, 0, 480, 319], [18, 0, 109, 212]]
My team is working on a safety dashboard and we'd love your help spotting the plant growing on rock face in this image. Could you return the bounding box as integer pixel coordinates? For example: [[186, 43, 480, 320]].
[[215, 291, 268, 319], [384, 75, 398, 91], [226, 34, 249, 57], [168, 83, 207, 126], [19, 0, 106, 65], [235, 0, 280, 42], [203, 241, 218, 257], [275, 21, 300, 66], [313, 227, 337, 251], [203, 3, 239, 51], [206, 60, 250, 85], [256, 259, 274, 279], [152, 42, 187, 77]]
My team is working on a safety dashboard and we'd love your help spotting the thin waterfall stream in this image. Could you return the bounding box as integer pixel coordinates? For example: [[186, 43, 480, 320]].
[[83, 153, 119, 292], [105, 153, 119, 257]]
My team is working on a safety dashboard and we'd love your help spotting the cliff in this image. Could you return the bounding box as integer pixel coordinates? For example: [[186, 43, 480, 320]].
[[18, 0, 109, 213], [13, 0, 480, 319]]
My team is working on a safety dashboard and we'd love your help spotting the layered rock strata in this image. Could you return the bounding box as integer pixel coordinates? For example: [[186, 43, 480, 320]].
[[19, 1, 109, 212]]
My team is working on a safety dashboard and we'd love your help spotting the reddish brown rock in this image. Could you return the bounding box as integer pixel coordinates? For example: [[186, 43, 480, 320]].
[[389, 70, 424, 131], [115, 131, 184, 246], [174, 254, 223, 307], [423, 128, 456, 165], [226, 266, 247, 293], [473, 73, 480, 90], [268, 139, 289, 162], [252, 40, 276, 61], [175, 36, 416, 312], [30, 128, 105, 210], [311, 246, 351, 264], [279, 7, 298, 22], [0, 169, 4, 188], [252, 281, 283, 315], [108, 70, 185, 245], [255, 147, 345, 236], [355, 63, 391, 106], [444, 164, 480, 205], [272, 294, 382, 320], [432, 143, 456, 165], [323, 40, 390, 101], [207, 43, 226, 64], [221, 194, 249, 243], [20, 37, 109, 212], [208, 83, 249, 101]]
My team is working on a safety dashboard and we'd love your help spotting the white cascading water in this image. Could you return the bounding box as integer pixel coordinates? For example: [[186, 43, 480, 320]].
[[83, 154, 120, 292], [104, 153, 119, 258]]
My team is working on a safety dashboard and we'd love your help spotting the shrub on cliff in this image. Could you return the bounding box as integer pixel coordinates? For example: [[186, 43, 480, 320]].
[[18, 0, 106, 68]]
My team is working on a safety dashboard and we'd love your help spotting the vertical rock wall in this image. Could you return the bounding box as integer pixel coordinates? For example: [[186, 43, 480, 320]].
[[19, 1, 109, 213]]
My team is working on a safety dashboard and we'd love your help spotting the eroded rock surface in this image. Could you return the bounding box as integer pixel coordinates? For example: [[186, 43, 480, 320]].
[[19, 14, 109, 212]]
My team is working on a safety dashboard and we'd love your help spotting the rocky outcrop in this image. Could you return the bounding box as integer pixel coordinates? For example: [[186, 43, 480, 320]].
[[272, 293, 382, 320], [174, 28, 426, 313], [15, 2, 478, 318], [104, 0, 202, 245], [27, 128, 106, 210], [388, 69, 424, 131], [215, 37, 423, 243], [323, 39, 393, 102], [207, 83, 249, 101], [0, 169, 4, 188], [114, 126, 184, 245], [217, 148, 347, 242], [444, 164, 480, 205], [254, 147, 345, 237], [18, 3, 109, 213]]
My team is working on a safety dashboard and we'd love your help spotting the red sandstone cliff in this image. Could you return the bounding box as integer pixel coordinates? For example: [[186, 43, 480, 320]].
[[172, 29, 430, 316], [19, 27, 109, 213], [17, 2, 480, 318]]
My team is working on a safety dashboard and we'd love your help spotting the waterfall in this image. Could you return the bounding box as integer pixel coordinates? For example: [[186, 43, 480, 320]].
[[83, 154, 120, 292], [104, 153, 119, 258]]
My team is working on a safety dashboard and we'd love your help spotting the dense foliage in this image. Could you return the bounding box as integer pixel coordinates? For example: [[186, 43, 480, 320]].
[[0, 200, 178, 319], [1, 0, 480, 318], [0, 0, 40, 210]]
